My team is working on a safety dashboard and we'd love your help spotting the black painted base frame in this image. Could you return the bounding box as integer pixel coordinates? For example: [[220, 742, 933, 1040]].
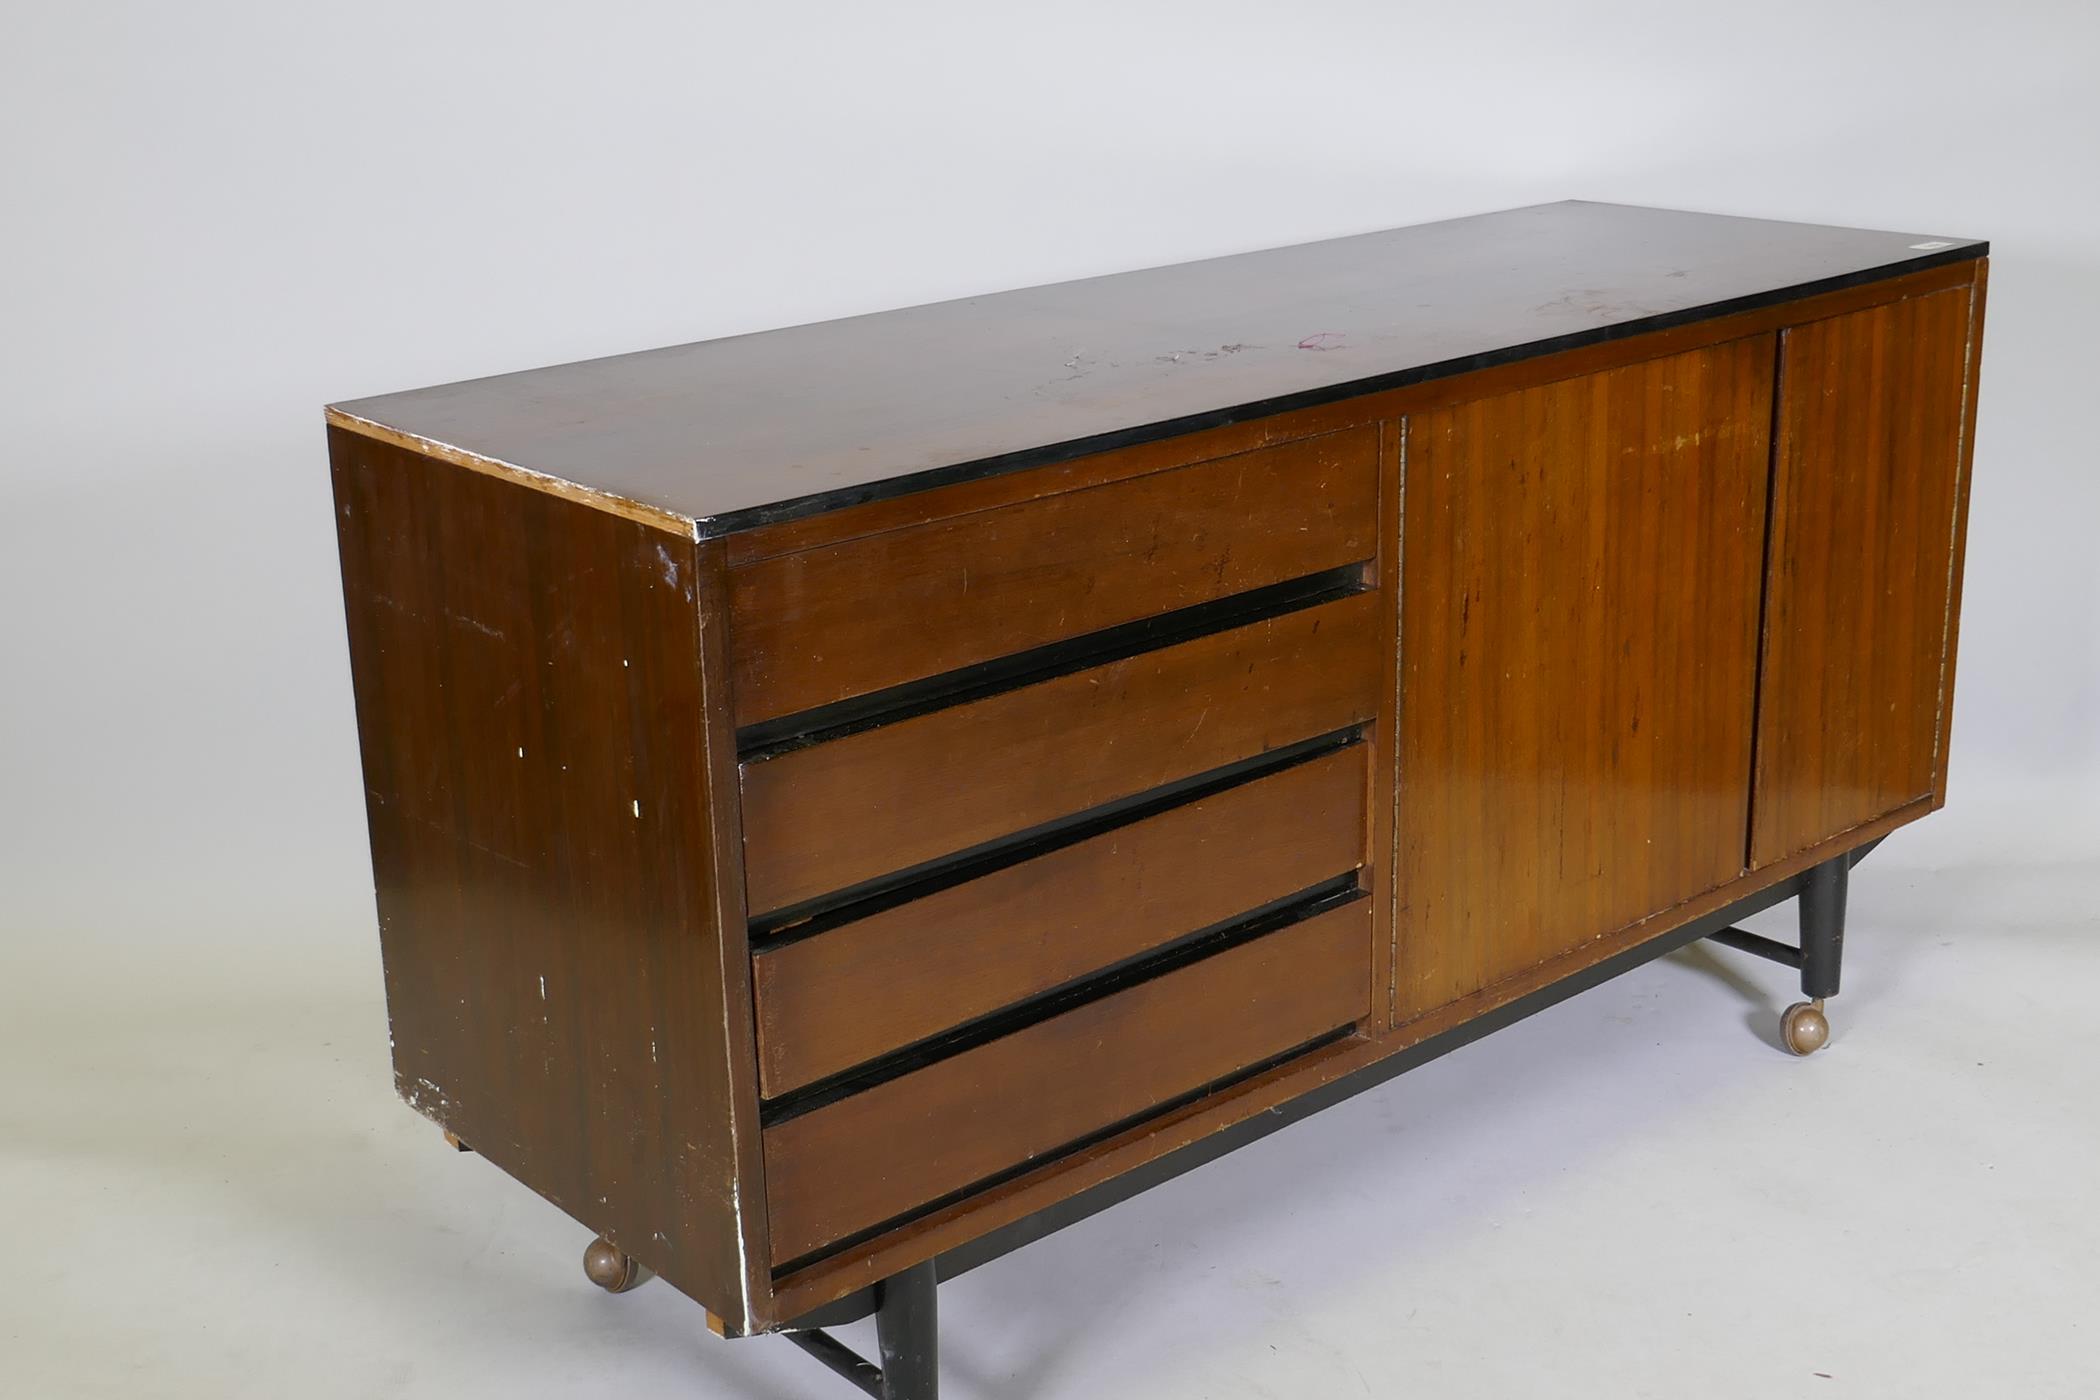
[[1707, 856, 1848, 998], [772, 845, 1870, 1398], [784, 1260, 938, 1400]]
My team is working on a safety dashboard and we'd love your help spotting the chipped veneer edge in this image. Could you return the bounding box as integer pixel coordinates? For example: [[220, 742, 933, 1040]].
[[1928, 265, 1986, 777], [685, 535, 766, 1332], [325, 406, 702, 541]]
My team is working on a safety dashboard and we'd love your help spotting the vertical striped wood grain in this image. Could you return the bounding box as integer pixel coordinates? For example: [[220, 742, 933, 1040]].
[[1749, 286, 1977, 867], [1394, 338, 1774, 1021]]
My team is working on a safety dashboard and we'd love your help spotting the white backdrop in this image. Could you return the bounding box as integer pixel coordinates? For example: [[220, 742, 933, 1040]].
[[5, 7, 2098, 1398], [2, 2, 2095, 946]]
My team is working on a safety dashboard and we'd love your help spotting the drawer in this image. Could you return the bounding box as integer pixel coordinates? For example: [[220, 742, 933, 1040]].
[[762, 896, 1372, 1266], [739, 589, 1382, 918], [727, 426, 1378, 727], [751, 743, 1366, 1098]]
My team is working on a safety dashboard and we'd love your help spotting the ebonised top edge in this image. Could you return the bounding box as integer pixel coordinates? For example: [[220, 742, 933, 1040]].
[[327, 201, 1985, 538]]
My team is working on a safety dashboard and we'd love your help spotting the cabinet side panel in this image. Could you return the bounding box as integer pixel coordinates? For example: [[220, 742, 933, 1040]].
[[1395, 338, 1773, 1022], [1750, 286, 1974, 867], [327, 427, 762, 1324]]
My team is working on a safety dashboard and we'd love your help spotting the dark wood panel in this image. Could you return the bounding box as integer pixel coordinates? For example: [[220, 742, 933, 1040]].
[[327, 428, 767, 1326], [328, 203, 1982, 537], [728, 426, 1377, 724], [1394, 337, 1774, 1023], [740, 591, 1383, 916], [751, 745, 1366, 1097], [762, 900, 1372, 1266], [1749, 286, 1978, 866]]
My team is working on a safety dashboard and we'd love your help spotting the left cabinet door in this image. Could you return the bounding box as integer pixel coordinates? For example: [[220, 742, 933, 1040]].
[[1394, 337, 1775, 1024]]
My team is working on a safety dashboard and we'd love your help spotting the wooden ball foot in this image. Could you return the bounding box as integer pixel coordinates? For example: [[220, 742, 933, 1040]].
[[1781, 998, 1830, 1056], [583, 1237, 650, 1294]]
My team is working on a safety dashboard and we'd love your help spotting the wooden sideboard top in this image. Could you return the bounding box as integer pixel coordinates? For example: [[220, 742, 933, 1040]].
[[327, 200, 1983, 538]]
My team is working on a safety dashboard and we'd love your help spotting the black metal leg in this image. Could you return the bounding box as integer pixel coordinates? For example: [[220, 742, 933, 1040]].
[[783, 1260, 938, 1400], [784, 1329, 887, 1397], [1702, 848, 1858, 1053], [1798, 854, 1848, 1000], [875, 1261, 939, 1400]]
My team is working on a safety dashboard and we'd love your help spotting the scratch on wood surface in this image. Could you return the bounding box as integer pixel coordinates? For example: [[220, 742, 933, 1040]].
[[397, 810, 531, 870], [445, 609, 505, 639]]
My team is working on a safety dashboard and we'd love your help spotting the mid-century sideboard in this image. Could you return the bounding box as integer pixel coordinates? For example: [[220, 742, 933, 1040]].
[[327, 201, 1987, 1399]]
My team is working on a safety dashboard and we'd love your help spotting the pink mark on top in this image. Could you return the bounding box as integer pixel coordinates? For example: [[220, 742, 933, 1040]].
[[1296, 332, 1346, 351]]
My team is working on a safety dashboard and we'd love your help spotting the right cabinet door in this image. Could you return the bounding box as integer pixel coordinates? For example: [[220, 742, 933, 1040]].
[[1750, 286, 1981, 868]]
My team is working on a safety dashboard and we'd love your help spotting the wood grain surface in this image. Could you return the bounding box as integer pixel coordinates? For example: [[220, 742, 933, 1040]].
[[328, 203, 1981, 536], [729, 426, 1377, 724], [740, 591, 1383, 916], [1393, 337, 1774, 1021], [1749, 286, 1978, 866], [328, 429, 768, 1325], [751, 745, 1366, 1096], [761, 899, 1372, 1267]]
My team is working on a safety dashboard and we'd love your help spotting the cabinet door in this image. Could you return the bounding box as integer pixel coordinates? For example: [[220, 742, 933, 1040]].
[[1395, 337, 1774, 1022], [1749, 288, 1979, 868]]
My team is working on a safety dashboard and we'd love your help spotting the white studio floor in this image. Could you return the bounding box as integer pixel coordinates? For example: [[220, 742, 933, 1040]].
[[7, 855, 2097, 1400]]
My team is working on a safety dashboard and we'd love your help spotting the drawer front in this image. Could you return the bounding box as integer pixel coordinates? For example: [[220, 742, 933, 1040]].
[[762, 897, 1372, 1266], [751, 743, 1366, 1098], [740, 590, 1382, 918], [727, 426, 1378, 727]]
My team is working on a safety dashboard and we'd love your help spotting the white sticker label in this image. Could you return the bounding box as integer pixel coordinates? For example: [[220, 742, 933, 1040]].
[[1909, 240, 1955, 250]]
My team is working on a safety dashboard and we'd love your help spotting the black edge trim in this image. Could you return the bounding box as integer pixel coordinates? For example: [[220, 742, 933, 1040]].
[[769, 1024, 1361, 1278], [737, 565, 1368, 761], [774, 839, 1894, 1331], [748, 727, 1364, 939], [698, 248, 1988, 540], [761, 878, 1366, 1126]]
